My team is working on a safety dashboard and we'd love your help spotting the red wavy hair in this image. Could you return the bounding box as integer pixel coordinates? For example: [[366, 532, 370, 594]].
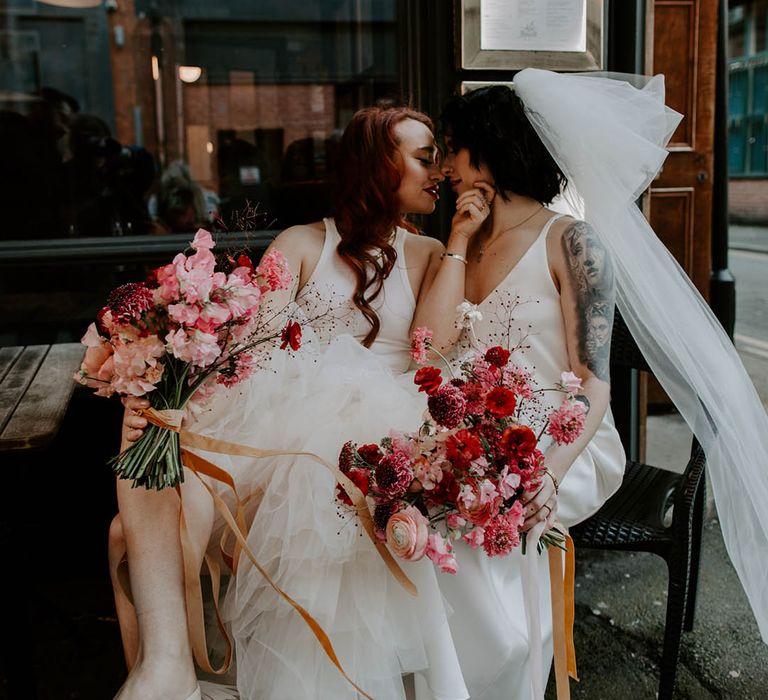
[[332, 105, 433, 347]]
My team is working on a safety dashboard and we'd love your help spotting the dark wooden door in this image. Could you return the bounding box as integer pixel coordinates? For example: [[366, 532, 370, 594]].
[[647, 0, 719, 407]]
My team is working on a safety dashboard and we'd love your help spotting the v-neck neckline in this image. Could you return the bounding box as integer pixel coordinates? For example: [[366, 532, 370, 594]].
[[466, 212, 563, 307]]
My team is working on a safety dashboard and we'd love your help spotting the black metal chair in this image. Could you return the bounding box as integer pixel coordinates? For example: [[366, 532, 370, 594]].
[[569, 313, 707, 700]]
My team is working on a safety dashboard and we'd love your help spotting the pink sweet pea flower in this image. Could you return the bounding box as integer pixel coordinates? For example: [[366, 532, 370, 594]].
[[168, 302, 201, 327], [191, 228, 215, 250], [559, 371, 582, 395], [498, 465, 522, 499], [165, 328, 222, 369], [462, 527, 485, 549], [426, 532, 458, 574], [446, 513, 466, 530]]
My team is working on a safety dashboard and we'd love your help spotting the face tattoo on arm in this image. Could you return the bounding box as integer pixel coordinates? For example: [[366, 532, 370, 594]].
[[562, 220, 616, 382]]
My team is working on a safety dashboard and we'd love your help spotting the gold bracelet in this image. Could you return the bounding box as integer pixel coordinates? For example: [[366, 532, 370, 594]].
[[545, 467, 560, 494], [442, 252, 468, 265]]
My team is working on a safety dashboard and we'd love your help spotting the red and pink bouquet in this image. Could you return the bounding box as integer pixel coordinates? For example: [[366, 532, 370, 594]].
[[336, 328, 587, 574], [75, 228, 299, 490]]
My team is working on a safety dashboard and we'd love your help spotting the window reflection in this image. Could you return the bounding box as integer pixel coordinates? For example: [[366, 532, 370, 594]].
[[0, 0, 398, 241]]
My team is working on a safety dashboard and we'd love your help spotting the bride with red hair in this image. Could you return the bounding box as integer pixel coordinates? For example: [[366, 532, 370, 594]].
[[112, 105, 470, 700]]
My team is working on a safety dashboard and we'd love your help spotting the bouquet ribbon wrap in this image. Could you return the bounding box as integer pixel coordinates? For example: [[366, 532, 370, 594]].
[[114, 407, 577, 699]]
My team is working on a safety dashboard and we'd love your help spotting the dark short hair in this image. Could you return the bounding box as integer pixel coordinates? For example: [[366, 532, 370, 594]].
[[440, 84, 567, 204]]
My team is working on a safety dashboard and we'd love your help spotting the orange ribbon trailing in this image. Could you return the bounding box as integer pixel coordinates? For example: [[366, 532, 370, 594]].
[[548, 533, 579, 699], [116, 407, 578, 700]]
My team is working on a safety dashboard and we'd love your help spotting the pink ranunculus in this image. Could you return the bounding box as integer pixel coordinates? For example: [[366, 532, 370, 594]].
[[426, 532, 458, 574], [559, 371, 583, 395], [546, 399, 588, 445], [462, 526, 485, 549], [386, 505, 429, 561], [75, 327, 116, 396]]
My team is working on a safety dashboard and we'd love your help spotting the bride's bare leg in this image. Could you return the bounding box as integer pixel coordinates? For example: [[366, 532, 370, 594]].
[[112, 469, 214, 700], [108, 514, 139, 669]]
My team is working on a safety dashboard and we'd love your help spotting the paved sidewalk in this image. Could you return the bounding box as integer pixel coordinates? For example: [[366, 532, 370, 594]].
[[729, 225, 768, 254]]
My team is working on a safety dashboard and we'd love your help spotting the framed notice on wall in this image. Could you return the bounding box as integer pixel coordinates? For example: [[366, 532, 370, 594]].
[[458, 0, 604, 71]]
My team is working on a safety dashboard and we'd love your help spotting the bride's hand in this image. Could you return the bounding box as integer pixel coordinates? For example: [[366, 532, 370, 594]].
[[450, 181, 495, 242], [121, 395, 150, 445], [520, 472, 558, 532]]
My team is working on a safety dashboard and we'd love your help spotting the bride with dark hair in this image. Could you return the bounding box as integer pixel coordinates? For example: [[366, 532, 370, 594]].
[[413, 70, 768, 698]]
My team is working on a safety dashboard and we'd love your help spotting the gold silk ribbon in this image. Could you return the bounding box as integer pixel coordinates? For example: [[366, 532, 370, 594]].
[[548, 533, 579, 699], [115, 407, 577, 700], [139, 407, 418, 699]]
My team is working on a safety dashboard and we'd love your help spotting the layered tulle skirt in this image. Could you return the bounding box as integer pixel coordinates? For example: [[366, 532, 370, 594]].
[[186, 334, 468, 700]]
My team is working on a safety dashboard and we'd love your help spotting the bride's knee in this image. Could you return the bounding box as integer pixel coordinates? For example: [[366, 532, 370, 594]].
[[108, 513, 125, 553]]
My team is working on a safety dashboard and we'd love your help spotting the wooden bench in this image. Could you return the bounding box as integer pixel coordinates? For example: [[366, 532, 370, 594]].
[[0, 343, 85, 699]]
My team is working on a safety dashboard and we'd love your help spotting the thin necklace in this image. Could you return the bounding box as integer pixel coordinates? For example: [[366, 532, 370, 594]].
[[475, 205, 544, 262]]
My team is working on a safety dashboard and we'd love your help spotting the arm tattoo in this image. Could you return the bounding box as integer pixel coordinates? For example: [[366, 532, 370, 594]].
[[561, 221, 615, 382]]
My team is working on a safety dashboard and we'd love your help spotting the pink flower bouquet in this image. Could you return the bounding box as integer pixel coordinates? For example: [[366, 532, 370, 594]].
[[75, 229, 297, 490], [336, 332, 588, 574]]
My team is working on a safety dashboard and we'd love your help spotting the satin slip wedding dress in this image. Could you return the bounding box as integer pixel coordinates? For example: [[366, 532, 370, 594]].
[[188, 217, 469, 700], [431, 212, 626, 700]]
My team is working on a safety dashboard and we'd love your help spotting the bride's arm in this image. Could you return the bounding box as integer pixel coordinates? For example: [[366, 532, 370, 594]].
[[548, 219, 616, 478], [522, 218, 616, 528], [410, 185, 493, 352]]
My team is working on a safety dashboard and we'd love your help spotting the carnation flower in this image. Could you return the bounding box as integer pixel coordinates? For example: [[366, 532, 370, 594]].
[[485, 386, 517, 418], [483, 512, 522, 557], [427, 384, 467, 429], [216, 353, 256, 388], [374, 452, 413, 498], [256, 249, 293, 292], [485, 346, 511, 368], [547, 399, 588, 445], [410, 326, 433, 365], [280, 320, 302, 351], [386, 506, 429, 561], [414, 366, 442, 395], [107, 282, 154, 323]]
